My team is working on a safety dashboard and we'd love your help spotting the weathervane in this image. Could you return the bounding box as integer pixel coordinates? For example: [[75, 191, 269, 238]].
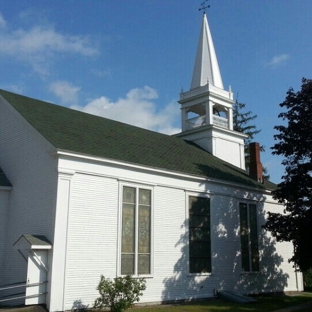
[[199, 0, 210, 13]]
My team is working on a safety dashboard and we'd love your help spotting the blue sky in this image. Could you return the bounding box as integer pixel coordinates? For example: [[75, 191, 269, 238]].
[[0, 0, 311, 183]]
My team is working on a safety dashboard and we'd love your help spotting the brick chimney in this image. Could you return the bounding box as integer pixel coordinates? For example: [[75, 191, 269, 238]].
[[249, 142, 263, 183]]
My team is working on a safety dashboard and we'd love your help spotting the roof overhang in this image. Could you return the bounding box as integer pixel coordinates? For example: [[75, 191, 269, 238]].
[[13, 234, 52, 250], [55, 149, 275, 196]]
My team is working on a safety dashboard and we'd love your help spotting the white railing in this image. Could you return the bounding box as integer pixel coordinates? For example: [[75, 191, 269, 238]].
[[213, 115, 228, 129], [185, 115, 206, 130], [185, 114, 229, 130], [0, 281, 47, 303]]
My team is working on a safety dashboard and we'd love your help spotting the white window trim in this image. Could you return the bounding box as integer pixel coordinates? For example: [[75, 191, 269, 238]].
[[186, 192, 212, 276], [117, 182, 154, 278], [239, 201, 260, 273]]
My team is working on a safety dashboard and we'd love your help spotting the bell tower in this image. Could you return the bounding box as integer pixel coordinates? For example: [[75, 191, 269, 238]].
[[176, 13, 247, 169]]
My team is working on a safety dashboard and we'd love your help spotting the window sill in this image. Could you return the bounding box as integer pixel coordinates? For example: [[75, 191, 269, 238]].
[[188, 273, 214, 277], [119, 274, 154, 279], [137, 275, 153, 279], [240, 271, 260, 275]]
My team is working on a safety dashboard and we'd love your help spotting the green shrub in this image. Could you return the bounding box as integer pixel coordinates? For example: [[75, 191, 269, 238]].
[[94, 275, 146, 312], [304, 269, 312, 289]]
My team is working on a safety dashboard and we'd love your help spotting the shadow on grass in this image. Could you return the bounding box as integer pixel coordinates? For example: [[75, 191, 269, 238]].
[[132, 293, 312, 311]]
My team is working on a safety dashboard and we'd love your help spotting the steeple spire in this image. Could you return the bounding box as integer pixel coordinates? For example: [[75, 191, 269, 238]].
[[190, 13, 223, 90], [176, 11, 247, 170]]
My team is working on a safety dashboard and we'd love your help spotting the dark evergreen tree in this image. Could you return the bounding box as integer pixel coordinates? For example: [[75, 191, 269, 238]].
[[233, 100, 268, 177], [264, 78, 312, 271]]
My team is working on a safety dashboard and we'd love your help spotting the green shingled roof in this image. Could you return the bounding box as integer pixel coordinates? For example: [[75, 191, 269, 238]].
[[0, 166, 11, 187], [0, 89, 276, 191], [22, 234, 51, 246]]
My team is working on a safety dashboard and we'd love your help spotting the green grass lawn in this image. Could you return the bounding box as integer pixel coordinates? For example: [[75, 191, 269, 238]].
[[1, 292, 312, 312], [131, 292, 312, 312]]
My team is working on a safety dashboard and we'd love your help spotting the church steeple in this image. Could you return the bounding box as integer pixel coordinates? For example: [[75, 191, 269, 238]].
[[176, 12, 247, 170], [191, 13, 223, 90]]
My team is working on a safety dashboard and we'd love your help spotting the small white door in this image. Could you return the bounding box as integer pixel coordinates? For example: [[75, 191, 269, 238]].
[[25, 250, 48, 305]]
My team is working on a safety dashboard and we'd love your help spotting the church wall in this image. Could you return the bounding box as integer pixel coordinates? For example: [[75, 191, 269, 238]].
[[63, 173, 119, 310], [214, 137, 242, 168], [54, 155, 302, 310], [260, 202, 303, 292], [0, 97, 58, 290], [0, 190, 10, 285]]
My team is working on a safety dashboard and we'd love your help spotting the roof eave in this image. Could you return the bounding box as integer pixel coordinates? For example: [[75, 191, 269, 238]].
[[55, 149, 273, 195]]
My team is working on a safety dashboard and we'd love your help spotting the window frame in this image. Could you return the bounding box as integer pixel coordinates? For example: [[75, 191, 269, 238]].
[[187, 193, 212, 276], [239, 202, 260, 273], [118, 182, 154, 277]]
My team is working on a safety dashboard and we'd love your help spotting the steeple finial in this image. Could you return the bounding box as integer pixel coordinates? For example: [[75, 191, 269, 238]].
[[199, 0, 210, 14]]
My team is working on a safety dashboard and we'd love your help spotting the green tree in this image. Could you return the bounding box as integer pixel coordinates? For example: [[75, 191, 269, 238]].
[[264, 78, 312, 271], [233, 101, 268, 177], [304, 269, 312, 289]]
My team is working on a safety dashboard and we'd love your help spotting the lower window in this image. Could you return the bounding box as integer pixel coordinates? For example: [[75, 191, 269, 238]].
[[189, 196, 211, 273], [121, 186, 151, 275], [239, 203, 259, 272]]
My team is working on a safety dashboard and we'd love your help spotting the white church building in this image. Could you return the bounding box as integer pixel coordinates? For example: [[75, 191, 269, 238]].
[[0, 13, 303, 311]]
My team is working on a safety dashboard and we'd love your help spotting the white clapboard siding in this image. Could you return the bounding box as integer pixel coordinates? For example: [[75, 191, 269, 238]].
[[63, 173, 119, 309], [0, 98, 57, 289]]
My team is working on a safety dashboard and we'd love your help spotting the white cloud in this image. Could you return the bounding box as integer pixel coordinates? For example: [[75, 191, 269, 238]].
[[90, 68, 112, 78], [4, 27, 97, 56], [49, 81, 81, 104], [267, 54, 289, 67], [0, 12, 6, 29], [71, 86, 181, 135], [0, 13, 98, 75]]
